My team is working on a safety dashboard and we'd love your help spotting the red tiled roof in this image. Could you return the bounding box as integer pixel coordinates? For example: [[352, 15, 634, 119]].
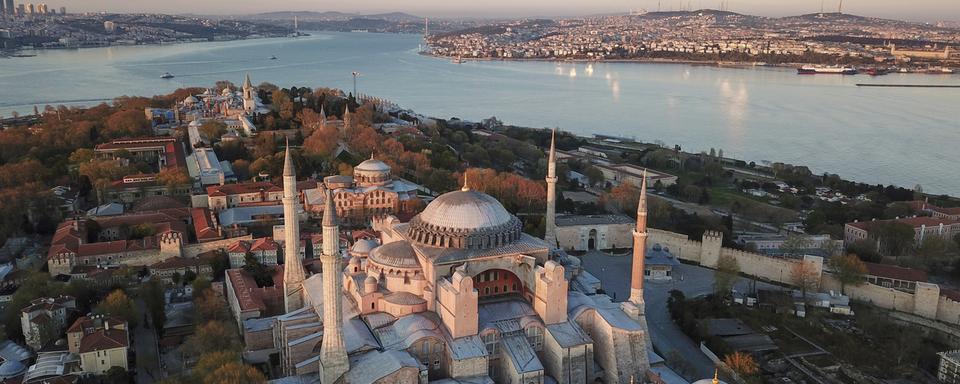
[[67, 315, 126, 333], [192, 208, 221, 242], [225, 267, 285, 312], [78, 328, 129, 353], [94, 137, 176, 151], [934, 206, 960, 215], [942, 289, 960, 302], [206, 182, 281, 197], [864, 262, 928, 283], [250, 237, 278, 252], [228, 240, 251, 253]]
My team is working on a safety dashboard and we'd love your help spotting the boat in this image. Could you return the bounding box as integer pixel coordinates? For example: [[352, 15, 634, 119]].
[[269, 55, 277, 60], [797, 65, 857, 75], [864, 68, 888, 76], [925, 67, 955, 74], [160, 72, 175, 79], [452, 55, 463, 64]]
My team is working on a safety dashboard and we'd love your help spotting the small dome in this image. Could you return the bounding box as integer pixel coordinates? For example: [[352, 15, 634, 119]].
[[351, 239, 379, 255], [0, 360, 26, 379], [184, 96, 198, 104], [349, 256, 361, 266], [364, 275, 378, 285], [355, 158, 391, 173]]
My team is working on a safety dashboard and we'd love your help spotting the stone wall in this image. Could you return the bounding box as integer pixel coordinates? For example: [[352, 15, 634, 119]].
[[822, 273, 960, 326], [182, 235, 252, 258]]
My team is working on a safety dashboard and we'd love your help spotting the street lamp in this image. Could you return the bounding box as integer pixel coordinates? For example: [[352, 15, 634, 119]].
[[351, 71, 360, 97]]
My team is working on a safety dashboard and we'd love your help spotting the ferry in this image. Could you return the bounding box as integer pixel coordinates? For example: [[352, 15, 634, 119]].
[[160, 72, 175, 79], [797, 65, 857, 75], [269, 55, 277, 60]]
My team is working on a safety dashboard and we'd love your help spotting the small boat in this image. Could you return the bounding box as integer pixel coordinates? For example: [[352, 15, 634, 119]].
[[269, 55, 277, 60], [161, 72, 175, 79], [452, 55, 463, 64], [864, 68, 888, 76], [925, 67, 955, 74]]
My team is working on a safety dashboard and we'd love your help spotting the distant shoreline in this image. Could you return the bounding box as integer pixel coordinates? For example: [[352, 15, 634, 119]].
[[419, 52, 813, 69], [0, 34, 298, 56]]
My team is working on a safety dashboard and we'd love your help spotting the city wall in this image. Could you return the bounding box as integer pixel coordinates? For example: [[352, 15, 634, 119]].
[[182, 235, 253, 258], [647, 227, 960, 327]]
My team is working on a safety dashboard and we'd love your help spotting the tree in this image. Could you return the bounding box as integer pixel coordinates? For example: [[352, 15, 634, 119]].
[[198, 121, 227, 143], [302, 124, 340, 158], [172, 272, 182, 286], [828, 254, 867, 294], [142, 278, 167, 333], [193, 351, 241, 381], [183, 269, 197, 284], [103, 366, 131, 384], [714, 255, 740, 298], [779, 234, 811, 258], [723, 351, 759, 378], [156, 168, 191, 191], [915, 236, 948, 261], [192, 276, 212, 299], [209, 250, 231, 281], [195, 290, 230, 323], [583, 165, 604, 186], [870, 221, 915, 257], [791, 261, 820, 301], [204, 362, 266, 384], [95, 289, 139, 328], [104, 109, 152, 138], [182, 321, 241, 357]]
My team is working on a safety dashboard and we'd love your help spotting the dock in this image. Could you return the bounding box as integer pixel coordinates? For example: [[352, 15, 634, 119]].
[[856, 84, 960, 88]]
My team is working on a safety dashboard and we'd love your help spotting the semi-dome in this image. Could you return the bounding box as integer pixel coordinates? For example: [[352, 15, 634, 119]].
[[369, 241, 420, 269], [406, 189, 522, 250], [352, 238, 379, 255], [0, 360, 26, 379]]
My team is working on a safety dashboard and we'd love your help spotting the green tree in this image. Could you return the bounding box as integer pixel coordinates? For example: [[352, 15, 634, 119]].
[[828, 254, 867, 294], [193, 351, 241, 381], [95, 289, 139, 328], [199, 121, 227, 142], [141, 278, 167, 333], [870, 221, 915, 257], [182, 321, 241, 358], [714, 255, 740, 298], [204, 362, 266, 384], [779, 234, 811, 258]]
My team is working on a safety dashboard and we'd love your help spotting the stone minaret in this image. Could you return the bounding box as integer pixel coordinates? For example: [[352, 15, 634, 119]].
[[628, 169, 648, 307], [319, 188, 349, 383], [544, 128, 558, 249], [282, 140, 305, 313]]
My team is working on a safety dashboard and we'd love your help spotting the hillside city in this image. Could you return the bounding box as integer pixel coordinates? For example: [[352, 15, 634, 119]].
[[0, 3, 960, 384]]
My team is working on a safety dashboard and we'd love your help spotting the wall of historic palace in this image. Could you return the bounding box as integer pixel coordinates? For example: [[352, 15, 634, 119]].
[[182, 234, 253, 258], [556, 222, 633, 251]]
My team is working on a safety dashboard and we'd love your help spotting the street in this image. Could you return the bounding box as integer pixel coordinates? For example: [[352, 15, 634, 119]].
[[133, 299, 161, 384], [579, 250, 779, 381]]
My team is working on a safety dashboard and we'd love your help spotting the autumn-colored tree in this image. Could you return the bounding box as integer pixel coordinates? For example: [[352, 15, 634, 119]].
[[204, 362, 266, 384], [156, 167, 191, 191], [0, 160, 46, 189], [195, 289, 230, 323], [198, 121, 227, 143], [828, 254, 867, 294], [302, 124, 340, 158], [232, 159, 251, 181], [723, 351, 759, 377], [95, 289, 139, 328], [182, 321, 241, 357], [601, 183, 640, 214], [297, 109, 325, 137], [271, 90, 294, 121], [103, 109, 152, 139], [791, 260, 820, 301], [193, 351, 241, 381]]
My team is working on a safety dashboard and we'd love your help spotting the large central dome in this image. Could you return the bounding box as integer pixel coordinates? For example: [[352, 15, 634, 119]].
[[406, 189, 522, 250]]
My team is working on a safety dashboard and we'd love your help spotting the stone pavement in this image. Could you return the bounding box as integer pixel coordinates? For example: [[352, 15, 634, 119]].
[[579, 250, 779, 381]]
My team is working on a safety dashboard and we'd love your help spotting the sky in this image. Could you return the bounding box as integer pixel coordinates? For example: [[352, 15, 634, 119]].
[[50, 0, 960, 22]]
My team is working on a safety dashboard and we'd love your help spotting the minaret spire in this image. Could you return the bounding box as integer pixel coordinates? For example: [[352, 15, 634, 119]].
[[544, 128, 558, 249], [319, 188, 349, 383], [282, 140, 305, 313], [628, 169, 649, 306], [342, 104, 352, 130]]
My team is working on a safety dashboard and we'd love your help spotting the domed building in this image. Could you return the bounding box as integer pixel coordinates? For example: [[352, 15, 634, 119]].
[[252, 132, 656, 384], [302, 156, 421, 225]]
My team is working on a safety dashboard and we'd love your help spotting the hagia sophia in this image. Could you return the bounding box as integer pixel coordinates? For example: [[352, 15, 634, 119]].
[[226, 131, 661, 383]]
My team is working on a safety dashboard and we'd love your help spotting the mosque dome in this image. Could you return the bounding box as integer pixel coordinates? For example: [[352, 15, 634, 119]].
[[369, 241, 420, 269], [184, 95, 198, 104], [406, 188, 522, 249], [356, 158, 391, 173]]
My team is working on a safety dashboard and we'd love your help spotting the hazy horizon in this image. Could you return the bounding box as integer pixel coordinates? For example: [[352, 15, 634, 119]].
[[36, 0, 960, 22]]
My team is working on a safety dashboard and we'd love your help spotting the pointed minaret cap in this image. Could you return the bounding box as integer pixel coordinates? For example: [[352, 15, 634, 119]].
[[713, 369, 720, 384], [283, 138, 295, 177], [323, 188, 338, 227], [461, 172, 471, 192], [243, 73, 252, 89]]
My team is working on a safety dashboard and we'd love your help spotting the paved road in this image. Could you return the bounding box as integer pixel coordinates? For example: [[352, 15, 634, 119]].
[[580, 250, 779, 381], [133, 299, 161, 384]]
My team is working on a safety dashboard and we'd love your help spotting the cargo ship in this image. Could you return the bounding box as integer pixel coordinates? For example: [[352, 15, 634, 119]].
[[797, 65, 857, 75]]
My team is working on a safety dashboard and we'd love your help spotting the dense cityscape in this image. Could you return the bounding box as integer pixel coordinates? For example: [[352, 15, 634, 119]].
[[0, 2, 959, 384]]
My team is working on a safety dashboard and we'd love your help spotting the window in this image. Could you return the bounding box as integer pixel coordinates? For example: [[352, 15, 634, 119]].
[[526, 327, 543, 351], [482, 332, 499, 355]]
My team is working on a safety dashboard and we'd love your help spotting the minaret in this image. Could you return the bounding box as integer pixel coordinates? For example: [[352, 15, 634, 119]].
[[282, 140, 305, 313], [342, 104, 351, 129], [628, 169, 649, 308], [319, 104, 326, 129], [318, 188, 349, 383], [544, 128, 558, 249]]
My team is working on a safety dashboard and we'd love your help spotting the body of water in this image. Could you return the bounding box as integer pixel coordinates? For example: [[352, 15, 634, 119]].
[[1, 32, 958, 194]]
